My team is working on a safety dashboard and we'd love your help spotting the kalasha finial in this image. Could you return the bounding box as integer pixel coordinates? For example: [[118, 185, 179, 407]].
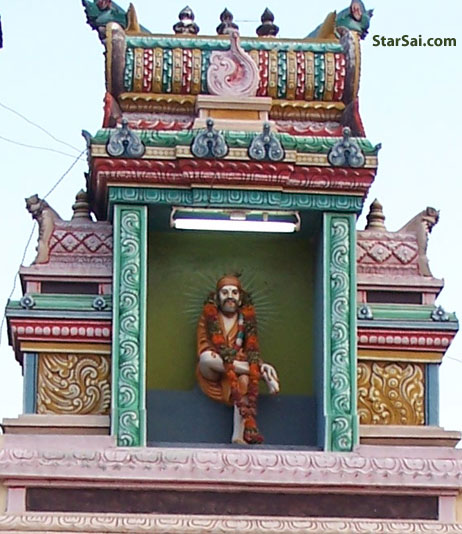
[[256, 8, 279, 37], [216, 8, 239, 35], [365, 199, 386, 231], [72, 189, 92, 221], [173, 6, 200, 35]]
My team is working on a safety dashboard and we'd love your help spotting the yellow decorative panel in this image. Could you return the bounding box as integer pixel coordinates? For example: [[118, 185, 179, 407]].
[[37, 354, 110, 415], [357, 361, 425, 425]]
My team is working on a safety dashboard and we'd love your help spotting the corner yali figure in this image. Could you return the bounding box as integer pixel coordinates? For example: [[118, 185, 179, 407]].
[[197, 275, 279, 444]]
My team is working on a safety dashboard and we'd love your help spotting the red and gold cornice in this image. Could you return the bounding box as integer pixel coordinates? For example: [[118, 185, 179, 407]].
[[90, 157, 376, 216], [357, 327, 456, 355], [9, 319, 112, 362]]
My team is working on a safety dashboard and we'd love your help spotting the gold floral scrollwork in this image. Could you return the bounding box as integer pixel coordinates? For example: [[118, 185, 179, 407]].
[[357, 361, 425, 425], [37, 354, 110, 415]]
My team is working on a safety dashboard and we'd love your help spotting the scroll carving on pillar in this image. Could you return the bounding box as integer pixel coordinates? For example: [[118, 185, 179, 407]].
[[357, 361, 425, 425], [37, 354, 110, 415], [324, 214, 357, 452], [113, 206, 147, 447]]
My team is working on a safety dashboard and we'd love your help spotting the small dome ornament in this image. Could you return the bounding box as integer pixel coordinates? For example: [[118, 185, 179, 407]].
[[173, 6, 200, 35], [256, 8, 279, 37], [216, 8, 239, 35]]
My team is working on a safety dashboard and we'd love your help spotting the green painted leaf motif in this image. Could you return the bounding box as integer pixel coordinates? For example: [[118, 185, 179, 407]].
[[201, 50, 211, 94], [277, 51, 287, 99], [314, 53, 325, 100], [124, 48, 134, 92], [162, 49, 173, 94]]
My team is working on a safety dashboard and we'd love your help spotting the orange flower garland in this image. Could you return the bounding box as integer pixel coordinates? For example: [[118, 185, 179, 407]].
[[203, 294, 263, 444]]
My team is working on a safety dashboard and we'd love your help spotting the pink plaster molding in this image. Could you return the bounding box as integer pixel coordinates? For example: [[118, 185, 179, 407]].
[[2, 446, 462, 491], [5, 489, 25, 514], [207, 32, 259, 98], [20, 219, 113, 279], [440, 496, 457, 523], [0, 513, 462, 533], [357, 206, 441, 293]]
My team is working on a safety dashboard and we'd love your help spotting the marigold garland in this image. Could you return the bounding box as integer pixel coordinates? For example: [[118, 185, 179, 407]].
[[203, 294, 263, 444]]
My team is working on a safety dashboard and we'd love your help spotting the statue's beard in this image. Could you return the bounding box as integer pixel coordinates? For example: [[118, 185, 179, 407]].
[[219, 298, 239, 314]]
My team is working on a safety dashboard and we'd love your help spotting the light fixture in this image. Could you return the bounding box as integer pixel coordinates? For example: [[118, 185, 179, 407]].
[[170, 208, 301, 233]]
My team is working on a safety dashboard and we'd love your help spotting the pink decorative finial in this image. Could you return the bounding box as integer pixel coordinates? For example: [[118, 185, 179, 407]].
[[72, 189, 92, 221], [365, 199, 386, 230], [207, 31, 259, 98]]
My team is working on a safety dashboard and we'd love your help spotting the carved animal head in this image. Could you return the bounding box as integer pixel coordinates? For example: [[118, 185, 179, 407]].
[[337, 0, 373, 39], [25, 194, 45, 219], [422, 207, 440, 234]]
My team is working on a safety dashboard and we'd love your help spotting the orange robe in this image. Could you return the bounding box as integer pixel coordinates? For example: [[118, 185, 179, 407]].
[[196, 312, 242, 405]]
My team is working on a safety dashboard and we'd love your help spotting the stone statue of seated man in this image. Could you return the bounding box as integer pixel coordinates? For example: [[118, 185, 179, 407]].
[[196, 274, 279, 444]]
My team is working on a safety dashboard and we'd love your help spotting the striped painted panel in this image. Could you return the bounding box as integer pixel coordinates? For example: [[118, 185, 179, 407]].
[[122, 47, 346, 101]]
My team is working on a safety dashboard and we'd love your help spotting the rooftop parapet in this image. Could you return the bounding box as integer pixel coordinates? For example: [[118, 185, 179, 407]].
[[82, 2, 369, 128]]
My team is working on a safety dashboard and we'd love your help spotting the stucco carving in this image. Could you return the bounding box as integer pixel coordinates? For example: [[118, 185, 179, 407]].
[[2, 447, 462, 489], [37, 354, 110, 415], [358, 361, 424, 425], [1, 513, 462, 534], [358, 205, 440, 279], [207, 32, 259, 98], [25, 195, 62, 264], [398, 207, 439, 277]]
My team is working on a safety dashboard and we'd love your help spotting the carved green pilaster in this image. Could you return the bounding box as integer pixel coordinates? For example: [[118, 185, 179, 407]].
[[112, 205, 147, 446], [323, 213, 358, 451]]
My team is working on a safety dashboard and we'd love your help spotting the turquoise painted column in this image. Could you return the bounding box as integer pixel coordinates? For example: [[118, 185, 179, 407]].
[[23, 353, 38, 414], [426, 364, 439, 425], [112, 205, 148, 446], [323, 213, 358, 451]]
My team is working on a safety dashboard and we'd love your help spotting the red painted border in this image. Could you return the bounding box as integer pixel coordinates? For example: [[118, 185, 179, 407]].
[[358, 327, 456, 352], [91, 158, 375, 216], [10, 319, 112, 346]]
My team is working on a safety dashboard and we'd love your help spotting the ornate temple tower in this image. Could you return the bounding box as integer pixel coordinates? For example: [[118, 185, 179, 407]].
[[1, 1, 461, 532]]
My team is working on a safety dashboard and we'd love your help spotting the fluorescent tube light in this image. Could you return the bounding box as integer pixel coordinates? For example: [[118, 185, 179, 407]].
[[170, 208, 300, 233]]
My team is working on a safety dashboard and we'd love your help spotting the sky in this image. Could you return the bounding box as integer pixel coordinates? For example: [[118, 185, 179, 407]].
[[0, 0, 461, 434]]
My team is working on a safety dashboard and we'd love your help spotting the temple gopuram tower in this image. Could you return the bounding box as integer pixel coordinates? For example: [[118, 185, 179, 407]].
[[1, 1, 462, 532]]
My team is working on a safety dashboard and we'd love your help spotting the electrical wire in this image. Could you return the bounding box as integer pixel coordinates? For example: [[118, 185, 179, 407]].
[[43, 149, 86, 199], [0, 225, 35, 347], [0, 134, 85, 160], [444, 355, 462, 365], [0, 101, 81, 153]]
